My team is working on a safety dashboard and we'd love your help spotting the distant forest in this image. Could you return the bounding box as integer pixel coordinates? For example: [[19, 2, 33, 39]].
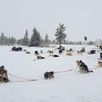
[[0, 24, 100, 47], [0, 32, 96, 46]]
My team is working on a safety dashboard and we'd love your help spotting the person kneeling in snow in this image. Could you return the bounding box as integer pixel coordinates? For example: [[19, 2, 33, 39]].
[[76, 60, 93, 73]]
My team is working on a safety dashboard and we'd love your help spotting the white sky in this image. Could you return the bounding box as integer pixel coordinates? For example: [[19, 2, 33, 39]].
[[0, 0, 102, 41]]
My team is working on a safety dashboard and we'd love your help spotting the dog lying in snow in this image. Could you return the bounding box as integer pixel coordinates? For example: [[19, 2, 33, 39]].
[[97, 61, 102, 67], [76, 60, 93, 73], [53, 55, 59, 57], [47, 50, 53, 56], [0, 66, 9, 82], [37, 55, 45, 59], [77, 47, 85, 55], [66, 52, 73, 56], [44, 71, 54, 79]]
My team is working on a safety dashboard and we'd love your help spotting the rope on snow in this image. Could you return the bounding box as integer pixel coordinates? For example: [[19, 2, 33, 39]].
[[54, 69, 73, 73], [8, 73, 38, 82]]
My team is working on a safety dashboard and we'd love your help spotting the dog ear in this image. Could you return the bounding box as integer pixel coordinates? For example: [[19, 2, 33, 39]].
[[80, 60, 82, 63], [76, 60, 79, 63]]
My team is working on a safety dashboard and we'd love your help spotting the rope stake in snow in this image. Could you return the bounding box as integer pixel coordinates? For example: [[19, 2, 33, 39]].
[[8, 73, 38, 81]]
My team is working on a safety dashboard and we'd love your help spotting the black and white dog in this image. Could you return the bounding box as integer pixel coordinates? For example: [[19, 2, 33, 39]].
[[44, 71, 54, 79], [37, 55, 45, 59], [76, 60, 93, 73]]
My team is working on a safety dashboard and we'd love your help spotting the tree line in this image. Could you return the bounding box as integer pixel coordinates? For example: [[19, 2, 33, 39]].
[[0, 28, 52, 47], [0, 23, 96, 47]]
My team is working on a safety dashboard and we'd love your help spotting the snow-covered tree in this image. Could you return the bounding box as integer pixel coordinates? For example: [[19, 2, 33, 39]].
[[55, 23, 67, 47], [29, 28, 41, 47], [22, 30, 29, 46], [0, 32, 5, 45], [95, 39, 102, 47]]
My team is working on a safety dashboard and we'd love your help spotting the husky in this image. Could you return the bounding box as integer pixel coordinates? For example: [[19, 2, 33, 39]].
[[37, 55, 45, 59], [0, 66, 9, 82], [47, 50, 53, 56], [35, 50, 39, 56], [97, 60, 102, 67], [76, 60, 93, 73], [44, 71, 54, 79], [53, 55, 59, 57]]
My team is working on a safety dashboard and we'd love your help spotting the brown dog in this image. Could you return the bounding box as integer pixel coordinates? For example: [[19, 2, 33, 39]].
[[0, 66, 9, 82], [97, 61, 102, 67]]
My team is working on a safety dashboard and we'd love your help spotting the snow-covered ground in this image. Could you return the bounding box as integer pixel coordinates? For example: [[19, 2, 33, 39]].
[[0, 45, 102, 102]]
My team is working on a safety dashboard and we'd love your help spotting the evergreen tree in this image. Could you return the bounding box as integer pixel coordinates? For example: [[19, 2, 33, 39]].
[[29, 28, 41, 47], [0, 32, 5, 45], [40, 38, 44, 47], [44, 34, 49, 43], [41, 34, 50, 47], [55, 23, 67, 47], [52, 40, 56, 44], [4, 37, 9, 45], [95, 39, 102, 47], [17, 39, 23, 45], [10, 37, 16, 45], [22, 30, 29, 46]]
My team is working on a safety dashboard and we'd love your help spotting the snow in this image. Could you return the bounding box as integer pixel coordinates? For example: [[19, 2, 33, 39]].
[[0, 45, 102, 102]]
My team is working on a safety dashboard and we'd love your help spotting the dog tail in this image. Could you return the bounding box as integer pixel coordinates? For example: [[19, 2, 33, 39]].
[[88, 70, 93, 72]]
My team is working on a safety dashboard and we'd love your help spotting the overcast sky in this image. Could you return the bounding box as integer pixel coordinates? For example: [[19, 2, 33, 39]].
[[0, 0, 102, 41]]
